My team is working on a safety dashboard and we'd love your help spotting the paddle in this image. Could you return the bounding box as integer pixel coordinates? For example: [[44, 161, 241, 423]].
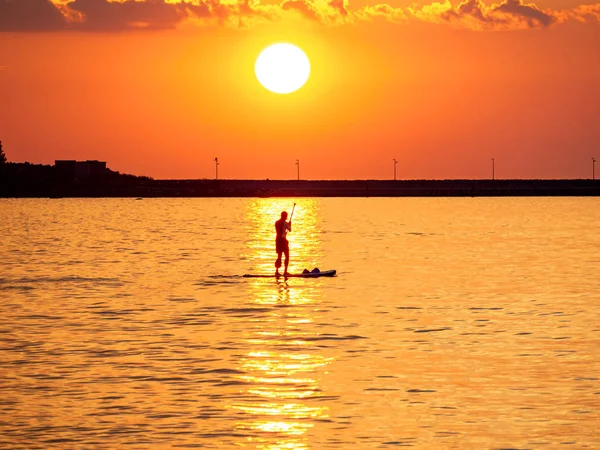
[[284, 203, 295, 238]]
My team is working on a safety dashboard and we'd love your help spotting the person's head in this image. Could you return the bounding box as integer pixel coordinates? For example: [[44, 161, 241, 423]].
[[281, 211, 288, 219]]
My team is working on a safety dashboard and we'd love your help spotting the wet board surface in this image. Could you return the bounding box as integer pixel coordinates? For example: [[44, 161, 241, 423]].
[[243, 270, 337, 278]]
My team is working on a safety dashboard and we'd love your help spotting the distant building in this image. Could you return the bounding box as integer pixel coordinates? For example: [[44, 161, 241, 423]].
[[55, 160, 107, 178]]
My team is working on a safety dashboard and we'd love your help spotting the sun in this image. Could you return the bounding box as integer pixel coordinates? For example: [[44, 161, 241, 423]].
[[255, 43, 311, 95]]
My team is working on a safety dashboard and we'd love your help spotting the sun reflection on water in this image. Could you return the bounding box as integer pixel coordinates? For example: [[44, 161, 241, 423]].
[[233, 199, 332, 450]]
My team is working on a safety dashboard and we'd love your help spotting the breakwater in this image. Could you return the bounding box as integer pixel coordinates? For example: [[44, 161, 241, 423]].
[[1, 169, 599, 198], [146, 179, 600, 197]]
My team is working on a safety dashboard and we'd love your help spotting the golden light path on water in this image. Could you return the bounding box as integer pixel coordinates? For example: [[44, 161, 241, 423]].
[[234, 199, 332, 449]]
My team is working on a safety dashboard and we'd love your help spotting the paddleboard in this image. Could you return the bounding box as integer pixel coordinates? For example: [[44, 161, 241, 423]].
[[243, 270, 336, 278]]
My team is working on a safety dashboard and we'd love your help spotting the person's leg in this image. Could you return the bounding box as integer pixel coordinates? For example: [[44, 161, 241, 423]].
[[283, 248, 290, 275], [275, 250, 282, 275]]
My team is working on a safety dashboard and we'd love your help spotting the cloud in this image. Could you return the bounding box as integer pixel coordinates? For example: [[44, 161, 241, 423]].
[[281, 0, 351, 24], [61, 0, 202, 30], [493, 0, 558, 28], [0, 0, 66, 31], [412, 0, 561, 29], [0, 0, 597, 32], [281, 0, 319, 21], [355, 4, 407, 22], [441, 0, 501, 26], [571, 3, 600, 22], [0, 0, 276, 31]]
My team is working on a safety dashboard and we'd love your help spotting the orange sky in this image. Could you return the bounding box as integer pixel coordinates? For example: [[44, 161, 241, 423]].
[[1, 0, 599, 179]]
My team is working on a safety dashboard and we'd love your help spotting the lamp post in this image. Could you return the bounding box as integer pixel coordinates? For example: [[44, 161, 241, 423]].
[[593, 157, 596, 180], [214, 157, 219, 180], [491, 158, 495, 180], [296, 159, 300, 181], [393, 159, 398, 181]]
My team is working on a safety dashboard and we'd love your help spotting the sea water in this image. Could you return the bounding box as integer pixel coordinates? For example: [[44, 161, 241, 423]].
[[1, 197, 599, 449]]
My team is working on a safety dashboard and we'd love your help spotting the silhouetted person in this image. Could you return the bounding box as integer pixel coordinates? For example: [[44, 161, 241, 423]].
[[275, 211, 292, 276]]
